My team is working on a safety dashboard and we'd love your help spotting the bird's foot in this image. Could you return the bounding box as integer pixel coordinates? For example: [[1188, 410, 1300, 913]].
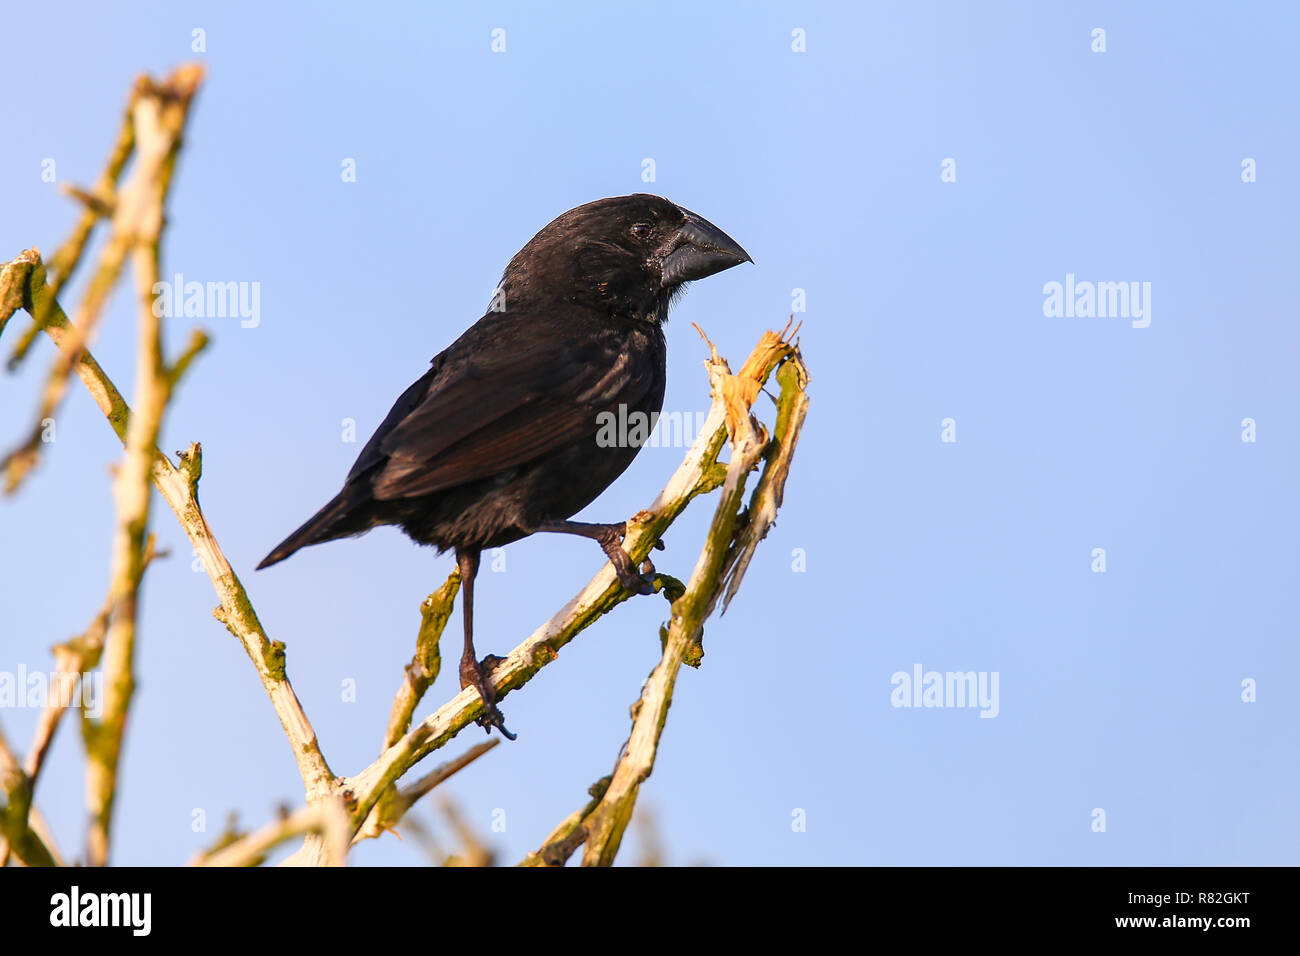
[[459, 654, 516, 740], [595, 522, 657, 595]]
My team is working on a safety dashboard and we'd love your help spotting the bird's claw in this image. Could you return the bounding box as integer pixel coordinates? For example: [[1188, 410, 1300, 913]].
[[607, 543, 654, 594], [596, 523, 660, 595], [620, 565, 656, 595], [475, 707, 516, 740], [460, 655, 517, 741]]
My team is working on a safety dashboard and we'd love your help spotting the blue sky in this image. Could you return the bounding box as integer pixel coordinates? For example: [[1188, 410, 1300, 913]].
[[2, 1, 1296, 865]]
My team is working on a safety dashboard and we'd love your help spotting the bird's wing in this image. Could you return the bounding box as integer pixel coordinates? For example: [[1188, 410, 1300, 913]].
[[348, 312, 655, 501]]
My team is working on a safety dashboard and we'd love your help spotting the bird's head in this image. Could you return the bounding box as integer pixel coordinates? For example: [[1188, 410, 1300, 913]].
[[499, 194, 752, 322]]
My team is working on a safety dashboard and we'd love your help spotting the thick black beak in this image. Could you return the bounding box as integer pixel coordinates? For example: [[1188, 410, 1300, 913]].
[[661, 208, 752, 288]]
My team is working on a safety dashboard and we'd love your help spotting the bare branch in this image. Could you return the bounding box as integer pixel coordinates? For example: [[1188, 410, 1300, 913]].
[[721, 333, 810, 610], [27, 541, 162, 799], [382, 568, 461, 750], [192, 800, 351, 868], [525, 329, 808, 867], [378, 740, 499, 835], [3, 67, 203, 493], [79, 65, 204, 867], [519, 776, 610, 867], [0, 727, 57, 867], [436, 797, 495, 867], [0, 250, 336, 809], [4, 81, 139, 367]]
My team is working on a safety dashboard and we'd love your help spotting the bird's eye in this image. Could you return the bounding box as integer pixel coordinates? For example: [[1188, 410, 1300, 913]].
[[630, 222, 652, 239]]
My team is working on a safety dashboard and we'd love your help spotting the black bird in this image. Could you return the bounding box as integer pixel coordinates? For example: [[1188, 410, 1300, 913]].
[[257, 194, 751, 738]]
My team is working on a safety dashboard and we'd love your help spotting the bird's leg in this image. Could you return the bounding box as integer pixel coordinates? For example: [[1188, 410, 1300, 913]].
[[533, 520, 659, 595], [455, 548, 516, 740]]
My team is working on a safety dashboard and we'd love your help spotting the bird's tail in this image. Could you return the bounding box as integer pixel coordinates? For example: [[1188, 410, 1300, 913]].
[[256, 491, 360, 570]]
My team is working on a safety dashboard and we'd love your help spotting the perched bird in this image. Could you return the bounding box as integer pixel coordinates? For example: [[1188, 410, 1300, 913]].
[[257, 194, 751, 737]]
